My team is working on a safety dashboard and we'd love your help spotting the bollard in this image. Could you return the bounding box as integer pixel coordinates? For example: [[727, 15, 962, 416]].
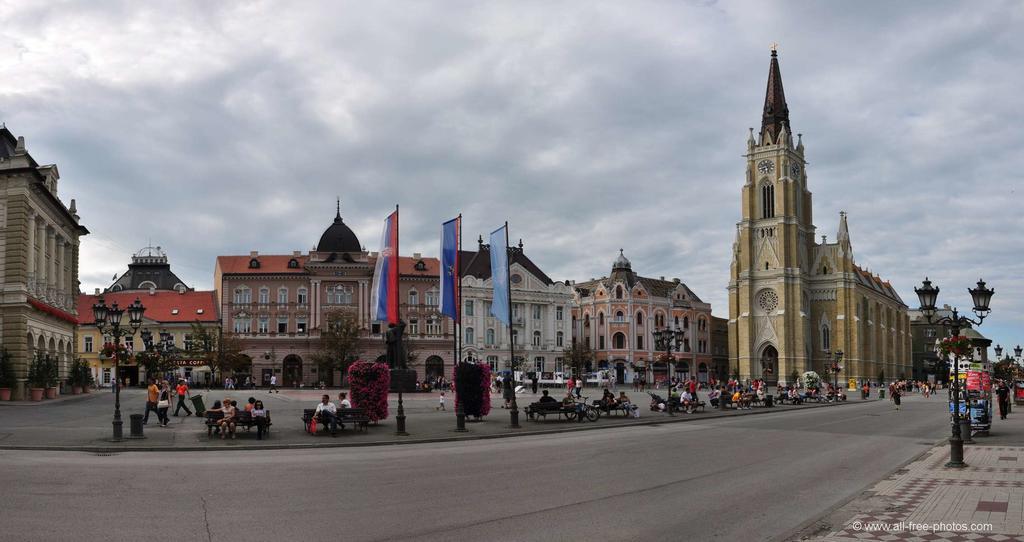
[[128, 414, 146, 439], [960, 418, 974, 444]]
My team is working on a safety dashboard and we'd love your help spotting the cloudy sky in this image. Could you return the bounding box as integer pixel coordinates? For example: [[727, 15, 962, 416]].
[[2, 1, 1022, 354]]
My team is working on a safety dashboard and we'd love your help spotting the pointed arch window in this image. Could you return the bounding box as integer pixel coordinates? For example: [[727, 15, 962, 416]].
[[822, 324, 831, 351], [761, 182, 775, 219], [615, 285, 623, 299]]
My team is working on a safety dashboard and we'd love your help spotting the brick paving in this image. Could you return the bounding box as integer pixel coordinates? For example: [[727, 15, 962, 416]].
[[810, 416, 1024, 542]]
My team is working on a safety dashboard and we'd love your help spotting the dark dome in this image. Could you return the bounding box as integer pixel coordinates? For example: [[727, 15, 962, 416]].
[[317, 212, 362, 253]]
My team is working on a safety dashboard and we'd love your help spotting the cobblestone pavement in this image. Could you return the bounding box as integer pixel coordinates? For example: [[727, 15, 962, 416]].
[[804, 413, 1024, 542]]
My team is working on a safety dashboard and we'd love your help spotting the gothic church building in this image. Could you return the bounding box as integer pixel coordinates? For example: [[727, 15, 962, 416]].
[[728, 51, 912, 387]]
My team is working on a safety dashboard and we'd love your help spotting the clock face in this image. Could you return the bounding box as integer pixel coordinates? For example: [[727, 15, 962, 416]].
[[790, 163, 800, 178], [757, 160, 774, 174], [511, 274, 523, 284]]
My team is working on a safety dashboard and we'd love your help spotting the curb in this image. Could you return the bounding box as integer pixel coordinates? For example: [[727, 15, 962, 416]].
[[0, 398, 870, 453]]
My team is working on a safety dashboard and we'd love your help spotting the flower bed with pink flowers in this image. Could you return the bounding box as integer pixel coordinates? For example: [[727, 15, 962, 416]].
[[347, 360, 390, 422]]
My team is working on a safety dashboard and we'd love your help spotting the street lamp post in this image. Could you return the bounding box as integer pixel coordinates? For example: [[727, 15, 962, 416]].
[[653, 326, 685, 416], [824, 349, 844, 396], [92, 295, 145, 441], [915, 277, 994, 469]]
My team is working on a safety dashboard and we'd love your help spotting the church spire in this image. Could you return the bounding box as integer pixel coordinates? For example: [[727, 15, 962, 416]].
[[837, 210, 851, 249], [760, 47, 790, 145]]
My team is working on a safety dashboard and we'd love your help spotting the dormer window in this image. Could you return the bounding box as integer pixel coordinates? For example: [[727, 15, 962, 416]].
[[249, 258, 260, 269], [414, 260, 426, 271], [196, 309, 205, 315], [288, 258, 299, 269], [171, 309, 179, 315]]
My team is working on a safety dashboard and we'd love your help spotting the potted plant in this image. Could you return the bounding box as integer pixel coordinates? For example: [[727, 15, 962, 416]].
[[43, 355, 59, 399], [68, 358, 93, 394], [0, 348, 14, 401], [27, 353, 47, 401]]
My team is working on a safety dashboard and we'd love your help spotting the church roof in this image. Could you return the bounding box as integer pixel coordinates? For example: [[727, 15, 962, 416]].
[[760, 49, 791, 144], [853, 266, 906, 306]]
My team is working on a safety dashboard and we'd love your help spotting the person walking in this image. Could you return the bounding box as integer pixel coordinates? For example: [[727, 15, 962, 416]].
[[996, 380, 1011, 420], [173, 379, 193, 417], [892, 383, 902, 411], [531, 375, 539, 395], [142, 378, 160, 425], [269, 374, 278, 393], [156, 380, 171, 427], [574, 377, 583, 399], [437, 391, 447, 411]]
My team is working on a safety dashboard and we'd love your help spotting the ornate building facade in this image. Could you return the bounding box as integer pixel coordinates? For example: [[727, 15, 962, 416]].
[[727, 51, 911, 387], [214, 205, 454, 387], [77, 246, 219, 386], [572, 251, 713, 385], [459, 237, 574, 375], [1, 126, 87, 399]]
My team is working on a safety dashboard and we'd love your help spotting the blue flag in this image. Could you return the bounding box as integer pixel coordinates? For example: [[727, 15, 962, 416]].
[[439, 217, 460, 322], [489, 225, 510, 325]]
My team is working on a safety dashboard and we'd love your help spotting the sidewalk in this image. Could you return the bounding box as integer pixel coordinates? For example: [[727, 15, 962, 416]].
[[0, 387, 864, 452], [801, 410, 1024, 541]]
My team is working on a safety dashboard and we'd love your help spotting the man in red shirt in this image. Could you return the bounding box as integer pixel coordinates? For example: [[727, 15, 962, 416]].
[[173, 379, 193, 417]]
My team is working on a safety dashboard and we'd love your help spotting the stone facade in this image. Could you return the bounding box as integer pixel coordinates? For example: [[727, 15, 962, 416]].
[[727, 51, 912, 387], [0, 126, 87, 399], [572, 251, 714, 385], [459, 238, 574, 375], [214, 207, 455, 387]]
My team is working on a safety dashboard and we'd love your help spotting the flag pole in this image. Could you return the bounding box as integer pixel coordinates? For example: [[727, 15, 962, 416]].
[[506, 221, 520, 428], [454, 215, 467, 431], [394, 204, 408, 436]]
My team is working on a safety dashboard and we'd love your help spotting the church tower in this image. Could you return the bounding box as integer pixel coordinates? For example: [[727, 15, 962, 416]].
[[728, 48, 816, 384]]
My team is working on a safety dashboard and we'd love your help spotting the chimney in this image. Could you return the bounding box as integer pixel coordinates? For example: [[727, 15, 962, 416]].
[[673, 278, 680, 284], [14, 136, 25, 154], [94, 288, 100, 295], [149, 286, 156, 295], [293, 251, 301, 257], [249, 251, 258, 258], [660, 276, 665, 281], [413, 252, 422, 259]]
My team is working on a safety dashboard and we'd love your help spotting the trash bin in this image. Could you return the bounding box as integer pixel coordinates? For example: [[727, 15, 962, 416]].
[[765, 395, 774, 408], [878, 388, 885, 399], [129, 414, 145, 439], [190, 394, 206, 416]]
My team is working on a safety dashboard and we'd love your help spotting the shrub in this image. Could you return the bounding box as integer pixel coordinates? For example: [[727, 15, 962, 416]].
[[0, 349, 14, 389], [27, 353, 48, 388], [347, 360, 390, 422], [801, 371, 822, 390]]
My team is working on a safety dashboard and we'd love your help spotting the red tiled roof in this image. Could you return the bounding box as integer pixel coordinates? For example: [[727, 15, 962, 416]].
[[367, 256, 441, 277], [78, 291, 219, 324], [216, 255, 308, 275]]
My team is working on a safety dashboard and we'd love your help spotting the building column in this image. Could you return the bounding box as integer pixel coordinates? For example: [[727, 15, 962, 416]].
[[65, 241, 74, 304], [35, 221, 46, 294], [45, 227, 55, 297], [55, 237, 64, 304], [26, 211, 36, 289]]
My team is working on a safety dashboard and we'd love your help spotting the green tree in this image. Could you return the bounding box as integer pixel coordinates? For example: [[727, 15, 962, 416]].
[[310, 309, 362, 385], [994, 358, 1018, 383], [0, 348, 14, 389], [186, 322, 247, 383], [562, 341, 594, 379]]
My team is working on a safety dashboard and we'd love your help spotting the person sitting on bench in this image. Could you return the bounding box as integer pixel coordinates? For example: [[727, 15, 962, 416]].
[[251, 400, 268, 440], [681, 389, 695, 413], [707, 387, 720, 407], [538, 389, 558, 404], [218, 400, 238, 439], [314, 394, 338, 436]]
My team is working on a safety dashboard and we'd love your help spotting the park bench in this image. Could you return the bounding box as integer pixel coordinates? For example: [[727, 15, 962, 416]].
[[205, 410, 271, 438], [591, 399, 630, 417], [524, 401, 578, 421], [302, 408, 370, 434]]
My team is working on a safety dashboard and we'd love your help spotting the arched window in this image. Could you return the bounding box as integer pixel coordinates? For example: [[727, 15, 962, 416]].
[[233, 286, 251, 304], [465, 327, 475, 344], [598, 312, 604, 326], [532, 331, 541, 346], [258, 287, 269, 304], [486, 328, 495, 345], [297, 287, 308, 305], [615, 311, 624, 321], [556, 331, 564, 347], [636, 312, 643, 326], [683, 316, 689, 329], [761, 182, 775, 218], [615, 285, 623, 299], [425, 288, 439, 307], [613, 332, 626, 349], [822, 324, 831, 351], [408, 289, 419, 306], [277, 287, 288, 304]]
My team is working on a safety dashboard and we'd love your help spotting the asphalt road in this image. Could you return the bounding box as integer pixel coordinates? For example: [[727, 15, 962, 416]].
[[0, 395, 949, 542]]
